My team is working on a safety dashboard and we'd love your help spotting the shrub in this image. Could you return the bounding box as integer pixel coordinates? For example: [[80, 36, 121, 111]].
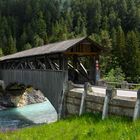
[[103, 67, 125, 82]]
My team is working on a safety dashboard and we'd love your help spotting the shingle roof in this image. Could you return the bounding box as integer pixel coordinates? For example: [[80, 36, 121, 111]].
[[0, 37, 102, 61]]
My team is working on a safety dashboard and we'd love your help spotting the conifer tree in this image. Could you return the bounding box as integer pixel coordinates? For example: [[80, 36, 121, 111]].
[[19, 31, 28, 51], [115, 26, 125, 66], [33, 11, 47, 40], [33, 34, 44, 47], [23, 43, 32, 50], [7, 35, 17, 54], [0, 0, 139, 82], [0, 47, 3, 56], [125, 31, 140, 82]]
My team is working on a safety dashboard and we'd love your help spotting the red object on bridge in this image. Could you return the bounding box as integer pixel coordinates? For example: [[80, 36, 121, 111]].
[[96, 60, 99, 70]]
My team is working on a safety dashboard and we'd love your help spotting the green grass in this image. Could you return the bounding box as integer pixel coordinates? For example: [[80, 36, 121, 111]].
[[1, 113, 140, 140]]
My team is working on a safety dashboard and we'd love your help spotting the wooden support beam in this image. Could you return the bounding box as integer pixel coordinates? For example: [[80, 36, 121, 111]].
[[9, 62, 15, 69], [27, 61, 35, 69], [63, 55, 68, 70], [15, 62, 23, 69], [68, 62, 90, 81], [52, 62, 59, 70], [59, 54, 68, 71], [58, 76, 69, 119], [89, 56, 96, 84], [37, 60, 46, 70], [79, 62, 88, 75], [0, 80, 5, 90], [79, 82, 90, 116], [64, 52, 97, 56], [21, 64, 24, 69], [68, 63, 79, 74], [58, 81, 68, 119], [133, 89, 140, 121], [102, 87, 116, 120], [44, 56, 50, 69], [77, 58, 88, 78], [47, 57, 56, 70], [72, 55, 78, 82]]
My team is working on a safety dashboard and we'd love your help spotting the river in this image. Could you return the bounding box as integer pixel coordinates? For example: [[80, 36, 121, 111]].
[[0, 100, 57, 130]]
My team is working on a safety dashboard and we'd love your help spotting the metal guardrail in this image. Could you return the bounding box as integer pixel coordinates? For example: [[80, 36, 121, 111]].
[[106, 81, 140, 90], [107, 81, 140, 86]]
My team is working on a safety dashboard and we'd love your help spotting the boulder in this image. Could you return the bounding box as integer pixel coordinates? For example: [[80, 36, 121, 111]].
[[0, 87, 47, 108]]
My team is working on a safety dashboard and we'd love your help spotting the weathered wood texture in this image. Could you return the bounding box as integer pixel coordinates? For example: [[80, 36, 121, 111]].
[[0, 69, 68, 112], [133, 89, 140, 121], [65, 89, 136, 117], [102, 88, 113, 120]]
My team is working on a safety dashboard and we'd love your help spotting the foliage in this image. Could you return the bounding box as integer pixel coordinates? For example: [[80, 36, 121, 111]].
[[134, 85, 140, 90], [23, 43, 32, 50], [1, 113, 140, 140], [103, 67, 125, 82], [0, 0, 139, 82], [0, 48, 3, 57]]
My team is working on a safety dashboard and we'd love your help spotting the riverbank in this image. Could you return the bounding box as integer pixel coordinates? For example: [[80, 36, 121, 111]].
[[0, 84, 47, 109]]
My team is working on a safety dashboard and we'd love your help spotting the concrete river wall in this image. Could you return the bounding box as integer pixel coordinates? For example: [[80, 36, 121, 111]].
[[64, 82, 139, 120]]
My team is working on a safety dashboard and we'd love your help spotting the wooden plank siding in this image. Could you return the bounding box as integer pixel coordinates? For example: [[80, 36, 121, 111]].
[[0, 69, 68, 112]]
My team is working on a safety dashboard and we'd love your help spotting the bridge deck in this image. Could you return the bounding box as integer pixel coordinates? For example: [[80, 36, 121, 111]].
[[70, 86, 137, 99]]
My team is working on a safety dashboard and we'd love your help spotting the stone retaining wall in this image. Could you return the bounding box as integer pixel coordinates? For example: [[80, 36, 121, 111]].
[[65, 86, 136, 118]]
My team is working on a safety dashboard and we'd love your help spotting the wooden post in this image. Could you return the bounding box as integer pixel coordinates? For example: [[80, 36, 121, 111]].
[[121, 81, 128, 89], [59, 54, 68, 71], [133, 89, 140, 121], [89, 56, 95, 84], [58, 80, 70, 120], [102, 87, 116, 120], [58, 82, 66, 120], [0, 80, 5, 90], [73, 55, 78, 83], [79, 82, 89, 116]]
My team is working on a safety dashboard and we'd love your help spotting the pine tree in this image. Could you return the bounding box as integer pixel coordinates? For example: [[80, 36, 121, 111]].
[[51, 18, 68, 42], [0, 0, 140, 82], [115, 26, 126, 66], [100, 30, 112, 49], [23, 43, 32, 50], [0, 47, 3, 56], [19, 30, 28, 51], [117, 0, 127, 25], [31, 11, 47, 43], [74, 12, 87, 37], [125, 31, 140, 82], [108, 9, 118, 29], [7, 35, 17, 54], [33, 34, 44, 47], [86, 0, 101, 34], [102, 16, 109, 30], [111, 28, 117, 49], [111, 28, 119, 67]]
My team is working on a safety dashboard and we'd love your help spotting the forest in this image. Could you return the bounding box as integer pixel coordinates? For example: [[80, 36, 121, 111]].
[[0, 0, 140, 83]]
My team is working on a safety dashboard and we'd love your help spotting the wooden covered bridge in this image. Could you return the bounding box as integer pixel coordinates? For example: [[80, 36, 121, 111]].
[[0, 37, 104, 112]]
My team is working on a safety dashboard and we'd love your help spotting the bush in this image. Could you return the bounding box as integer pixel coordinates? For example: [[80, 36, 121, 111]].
[[103, 67, 125, 82]]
